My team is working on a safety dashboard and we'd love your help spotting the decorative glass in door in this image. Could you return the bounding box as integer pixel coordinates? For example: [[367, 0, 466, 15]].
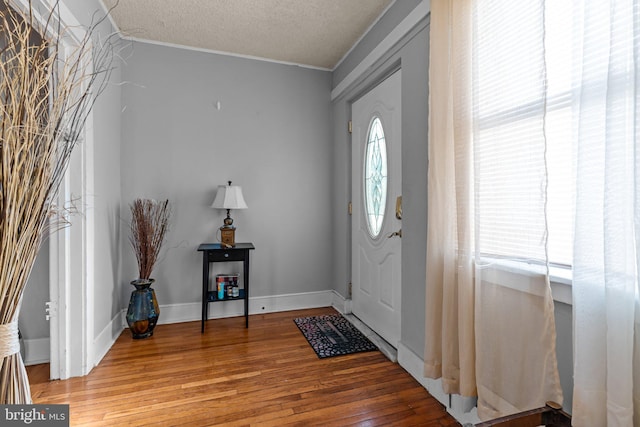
[[364, 116, 388, 238]]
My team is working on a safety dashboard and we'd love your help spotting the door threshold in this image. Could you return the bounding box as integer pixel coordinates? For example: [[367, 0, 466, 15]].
[[342, 313, 398, 362]]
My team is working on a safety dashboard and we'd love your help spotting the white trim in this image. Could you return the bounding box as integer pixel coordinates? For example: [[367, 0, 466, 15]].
[[551, 280, 572, 305], [55, 34, 96, 379], [123, 37, 331, 72], [23, 338, 50, 366], [97, 0, 121, 35], [31, 310, 125, 369], [11, 0, 86, 43], [47, 207, 65, 378], [43, 0, 86, 42], [38, 290, 342, 364], [398, 342, 448, 405], [49, 164, 76, 380], [478, 258, 573, 305], [83, 91, 96, 376], [397, 342, 481, 426], [93, 312, 123, 367], [120, 290, 338, 327], [249, 290, 334, 314], [330, 291, 353, 314], [67, 136, 88, 378], [331, 0, 430, 100], [332, 0, 398, 71], [11, 0, 96, 380], [10, 0, 68, 381], [549, 266, 572, 305]]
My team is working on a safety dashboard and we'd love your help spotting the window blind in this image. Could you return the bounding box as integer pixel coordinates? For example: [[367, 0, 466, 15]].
[[472, 0, 574, 266]]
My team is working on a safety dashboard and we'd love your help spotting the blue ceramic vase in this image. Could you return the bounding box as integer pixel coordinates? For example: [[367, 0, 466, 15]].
[[126, 279, 160, 339]]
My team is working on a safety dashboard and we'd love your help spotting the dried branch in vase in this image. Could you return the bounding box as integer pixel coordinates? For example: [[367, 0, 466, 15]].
[[129, 199, 171, 281], [0, 0, 118, 403]]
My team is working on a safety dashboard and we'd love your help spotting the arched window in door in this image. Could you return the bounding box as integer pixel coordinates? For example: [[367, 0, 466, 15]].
[[364, 116, 387, 238]]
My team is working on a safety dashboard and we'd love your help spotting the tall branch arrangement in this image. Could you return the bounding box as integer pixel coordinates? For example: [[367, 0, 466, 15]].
[[0, 0, 116, 403], [129, 199, 171, 281]]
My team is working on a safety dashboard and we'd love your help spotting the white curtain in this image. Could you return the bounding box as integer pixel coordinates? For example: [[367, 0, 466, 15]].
[[425, 0, 563, 420], [572, 1, 640, 426], [424, 0, 476, 398]]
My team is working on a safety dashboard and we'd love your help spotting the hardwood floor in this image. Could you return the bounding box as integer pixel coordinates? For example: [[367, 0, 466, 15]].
[[27, 307, 460, 426]]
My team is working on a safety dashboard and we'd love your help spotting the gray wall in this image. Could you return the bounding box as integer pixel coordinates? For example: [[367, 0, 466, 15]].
[[91, 46, 123, 338], [120, 42, 333, 307], [20, 246, 49, 340]]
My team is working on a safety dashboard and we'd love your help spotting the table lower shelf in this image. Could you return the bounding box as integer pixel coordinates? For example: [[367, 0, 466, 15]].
[[207, 289, 246, 302]]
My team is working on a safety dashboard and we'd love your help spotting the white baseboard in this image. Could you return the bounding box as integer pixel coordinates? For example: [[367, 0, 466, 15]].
[[156, 290, 337, 325], [398, 342, 480, 426], [93, 311, 127, 367], [23, 338, 49, 366], [330, 291, 351, 314], [23, 313, 124, 368], [25, 290, 341, 366], [250, 290, 334, 315]]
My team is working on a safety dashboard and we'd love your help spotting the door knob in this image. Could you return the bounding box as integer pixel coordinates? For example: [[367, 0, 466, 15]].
[[387, 229, 402, 238]]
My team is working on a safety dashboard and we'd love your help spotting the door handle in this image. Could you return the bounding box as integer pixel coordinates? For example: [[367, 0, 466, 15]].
[[395, 196, 402, 220], [387, 229, 402, 238]]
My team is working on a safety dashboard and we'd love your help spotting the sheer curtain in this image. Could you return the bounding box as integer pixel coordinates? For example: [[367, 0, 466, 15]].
[[425, 0, 562, 420], [571, 1, 640, 425], [424, 0, 476, 398]]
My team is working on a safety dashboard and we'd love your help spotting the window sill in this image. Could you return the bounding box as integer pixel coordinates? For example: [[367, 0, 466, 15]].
[[482, 258, 573, 305], [549, 266, 572, 305]]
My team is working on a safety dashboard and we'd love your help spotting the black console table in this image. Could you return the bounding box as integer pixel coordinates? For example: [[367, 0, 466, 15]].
[[197, 243, 255, 333]]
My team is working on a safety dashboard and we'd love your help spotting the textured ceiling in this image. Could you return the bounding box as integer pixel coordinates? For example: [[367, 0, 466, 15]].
[[101, 0, 393, 70]]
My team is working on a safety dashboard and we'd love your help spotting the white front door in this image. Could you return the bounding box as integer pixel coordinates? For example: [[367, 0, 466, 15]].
[[351, 70, 402, 347]]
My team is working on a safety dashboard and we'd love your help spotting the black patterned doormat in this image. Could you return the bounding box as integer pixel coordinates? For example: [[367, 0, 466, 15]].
[[293, 314, 378, 358]]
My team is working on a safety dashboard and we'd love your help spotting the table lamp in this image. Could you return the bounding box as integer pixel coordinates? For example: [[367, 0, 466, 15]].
[[211, 181, 248, 247]]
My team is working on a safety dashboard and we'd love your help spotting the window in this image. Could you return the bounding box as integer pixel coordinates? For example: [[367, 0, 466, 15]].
[[364, 116, 388, 238], [473, 1, 575, 267]]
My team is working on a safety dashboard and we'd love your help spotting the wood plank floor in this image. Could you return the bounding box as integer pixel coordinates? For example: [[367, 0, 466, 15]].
[[27, 307, 460, 427]]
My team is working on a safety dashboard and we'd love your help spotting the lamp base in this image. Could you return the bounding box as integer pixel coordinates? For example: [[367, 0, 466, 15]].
[[220, 226, 236, 247]]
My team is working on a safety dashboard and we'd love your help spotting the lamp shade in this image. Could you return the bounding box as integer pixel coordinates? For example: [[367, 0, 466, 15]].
[[211, 184, 248, 210]]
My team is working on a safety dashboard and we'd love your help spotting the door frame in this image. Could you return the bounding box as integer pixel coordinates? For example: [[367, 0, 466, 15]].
[[12, 0, 96, 380], [49, 96, 95, 380], [51, 2, 96, 380]]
